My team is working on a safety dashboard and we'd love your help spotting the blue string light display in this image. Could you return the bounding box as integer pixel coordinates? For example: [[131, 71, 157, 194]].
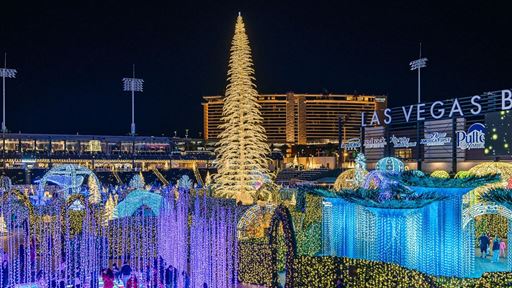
[[322, 173, 512, 277]]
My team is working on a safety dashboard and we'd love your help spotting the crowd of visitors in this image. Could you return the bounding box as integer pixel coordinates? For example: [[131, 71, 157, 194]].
[[478, 232, 507, 263], [100, 258, 206, 288]]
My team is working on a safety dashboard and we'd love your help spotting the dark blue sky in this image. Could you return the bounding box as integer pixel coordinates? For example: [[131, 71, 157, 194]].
[[1, 1, 511, 137]]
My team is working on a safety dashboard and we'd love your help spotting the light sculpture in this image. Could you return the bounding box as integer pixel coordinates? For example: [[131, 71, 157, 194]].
[[214, 14, 271, 205], [430, 170, 450, 179], [375, 157, 405, 174], [36, 164, 101, 203]]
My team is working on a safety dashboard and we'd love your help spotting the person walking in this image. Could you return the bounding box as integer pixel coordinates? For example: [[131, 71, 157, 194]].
[[126, 273, 138, 288], [500, 239, 507, 258], [102, 268, 115, 288], [492, 236, 501, 263], [487, 233, 492, 256], [479, 232, 490, 258], [1, 260, 8, 288], [120, 261, 132, 287]]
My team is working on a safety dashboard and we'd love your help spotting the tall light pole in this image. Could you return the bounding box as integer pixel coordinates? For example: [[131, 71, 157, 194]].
[[0, 53, 17, 133], [409, 45, 427, 103], [409, 44, 427, 170], [122, 65, 143, 136]]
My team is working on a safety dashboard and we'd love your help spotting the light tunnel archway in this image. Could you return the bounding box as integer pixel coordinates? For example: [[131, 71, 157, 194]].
[[462, 202, 512, 275]]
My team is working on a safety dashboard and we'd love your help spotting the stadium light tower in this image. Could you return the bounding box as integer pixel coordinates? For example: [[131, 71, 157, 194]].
[[122, 65, 143, 136], [409, 44, 428, 103], [409, 44, 427, 171], [0, 53, 17, 133]]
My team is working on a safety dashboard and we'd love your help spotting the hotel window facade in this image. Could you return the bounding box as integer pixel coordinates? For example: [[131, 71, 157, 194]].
[[202, 93, 387, 145]]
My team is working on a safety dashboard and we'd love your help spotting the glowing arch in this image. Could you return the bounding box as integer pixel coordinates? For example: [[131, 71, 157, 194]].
[[114, 189, 163, 218], [37, 164, 100, 200], [463, 203, 512, 229], [269, 204, 296, 288], [462, 201, 512, 272], [237, 203, 276, 239]]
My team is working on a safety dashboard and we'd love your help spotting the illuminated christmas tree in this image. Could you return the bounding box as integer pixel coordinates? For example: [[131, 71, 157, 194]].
[[88, 175, 101, 204], [103, 194, 116, 225], [215, 14, 271, 205], [0, 213, 6, 233], [204, 171, 212, 186]]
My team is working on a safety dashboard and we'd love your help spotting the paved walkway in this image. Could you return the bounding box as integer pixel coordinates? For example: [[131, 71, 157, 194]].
[[472, 249, 508, 277]]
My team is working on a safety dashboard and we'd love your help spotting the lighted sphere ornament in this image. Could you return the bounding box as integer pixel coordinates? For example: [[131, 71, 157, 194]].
[[375, 157, 405, 174], [334, 169, 364, 191]]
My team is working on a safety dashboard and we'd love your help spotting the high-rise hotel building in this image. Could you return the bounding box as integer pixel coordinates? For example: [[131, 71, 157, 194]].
[[203, 93, 387, 145]]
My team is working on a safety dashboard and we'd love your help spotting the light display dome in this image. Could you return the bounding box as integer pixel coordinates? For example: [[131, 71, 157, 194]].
[[333, 169, 369, 191], [114, 189, 162, 218], [375, 157, 405, 174], [430, 170, 450, 179]]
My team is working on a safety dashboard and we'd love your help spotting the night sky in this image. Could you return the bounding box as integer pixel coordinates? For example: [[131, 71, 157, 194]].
[[1, 1, 511, 137]]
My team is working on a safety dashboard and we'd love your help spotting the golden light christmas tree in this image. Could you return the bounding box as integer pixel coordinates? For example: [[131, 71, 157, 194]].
[[88, 175, 101, 204], [103, 193, 117, 225], [0, 213, 6, 233], [214, 13, 271, 205]]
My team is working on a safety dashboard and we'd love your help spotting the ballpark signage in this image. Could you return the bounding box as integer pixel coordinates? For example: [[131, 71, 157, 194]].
[[364, 137, 387, 149], [420, 132, 451, 146], [361, 89, 512, 126], [341, 138, 361, 150], [456, 123, 485, 150], [390, 136, 417, 148]]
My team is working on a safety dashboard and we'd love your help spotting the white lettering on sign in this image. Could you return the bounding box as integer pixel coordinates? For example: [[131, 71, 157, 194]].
[[457, 123, 485, 150], [390, 135, 417, 148], [360, 89, 512, 126], [420, 132, 452, 146], [341, 138, 361, 150], [364, 137, 387, 149]]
